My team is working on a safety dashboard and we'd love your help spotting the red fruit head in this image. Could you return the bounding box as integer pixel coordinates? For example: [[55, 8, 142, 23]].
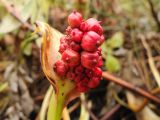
[[62, 49, 80, 67], [81, 51, 99, 69], [68, 11, 83, 28], [54, 60, 68, 77], [70, 28, 83, 43], [81, 31, 102, 52]]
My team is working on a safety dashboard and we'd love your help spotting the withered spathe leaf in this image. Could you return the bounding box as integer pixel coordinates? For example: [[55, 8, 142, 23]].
[[36, 22, 62, 89]]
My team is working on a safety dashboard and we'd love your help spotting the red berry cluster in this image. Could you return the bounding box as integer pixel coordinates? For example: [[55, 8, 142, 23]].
[[54, 11, 104, 92]]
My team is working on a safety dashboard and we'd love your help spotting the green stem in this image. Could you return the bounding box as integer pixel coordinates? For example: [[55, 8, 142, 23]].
[[55, 92, 65, 120], [47, 80, 75, 120], [47, 89, 65, 120]]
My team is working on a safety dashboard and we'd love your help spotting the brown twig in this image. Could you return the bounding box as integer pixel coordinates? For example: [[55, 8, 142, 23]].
[[130, 87, 160, 112], [68, 101, 80, 113], [100, 104, 121, 120], [147, 0, 160, 31], [102, 72, 160, 104]]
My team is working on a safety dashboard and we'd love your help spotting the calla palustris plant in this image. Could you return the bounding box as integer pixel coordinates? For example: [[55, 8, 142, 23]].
[[36, 11, 104, 120]]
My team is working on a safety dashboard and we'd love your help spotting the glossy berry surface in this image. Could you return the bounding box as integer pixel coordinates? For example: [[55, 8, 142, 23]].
[[68, 11, 83, 28], [70, 28, 83, 43], [81, 31, 102, 52], [80, 18, 103, 35], [62, 49, 80, 67], [81, 51, 99, 69], [85, 18, 103, 35], [54, 60, 68, 77]]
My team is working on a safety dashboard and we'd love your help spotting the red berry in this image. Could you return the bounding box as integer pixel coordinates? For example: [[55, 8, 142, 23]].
[[60, 36, 70, 44], [66, 70, 76, 80], [77, 83, 88, 92], [81, 51, 99, 69], [86, 18, 103, 35], [68, 11, 83, 28], [76, 78, 89, 92], [66, 26, 72, 35], [81, 31, 102, 52], [70, 28, 83, 43], [75, 65, 84, 74], [60, 36, 66, 44], [54, 60, 68, 77], [85, 69, 93, 78], [74, 74, 84, 83], [59, 43, 68, 53], [97, 47, 102, 56], [97, 56, 103, 67], [75, 76, 81, 83], [92, 67, 102, 77], [88, 77, 101, 88], [80, 22, 88, 31], [100, 35, 105, 43], [70, 41, 81, 52], [62, 49, 80, 67]]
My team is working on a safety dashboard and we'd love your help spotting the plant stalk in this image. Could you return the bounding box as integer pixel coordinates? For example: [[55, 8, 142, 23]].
[[47, 80, 75, 120], [48, 88, 66, 120]]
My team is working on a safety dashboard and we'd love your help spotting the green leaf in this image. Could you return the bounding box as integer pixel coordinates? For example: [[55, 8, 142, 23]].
[[106, 32, 124, 49], [105, 55, 121, 72], [20, 35, 35, 56], [23, 43, 32, 56], [101, 43, 113, 58]]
